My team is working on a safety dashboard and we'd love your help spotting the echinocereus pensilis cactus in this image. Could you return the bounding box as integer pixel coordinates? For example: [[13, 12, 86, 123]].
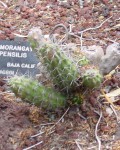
[[37, 43, 80, 92], [28, 30, 80, 92], [28, 28, 103, 92], [9, 76, 66, 109]]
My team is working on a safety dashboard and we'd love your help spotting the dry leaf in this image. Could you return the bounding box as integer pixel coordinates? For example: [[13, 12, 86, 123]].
[[106, 88, 120, 98]]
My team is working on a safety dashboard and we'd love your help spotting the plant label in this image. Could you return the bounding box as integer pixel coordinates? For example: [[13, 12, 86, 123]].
[[0, 40, 39, 77]]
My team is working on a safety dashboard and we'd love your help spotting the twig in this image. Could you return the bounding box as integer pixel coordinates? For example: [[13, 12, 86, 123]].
[[78, 16, 112, 51], [0, 91, 14, 95], [94, 111, 102, 150], [78, 16, 113, 34], [31, 131, 44, 138], [49, 24, 69, 43], [31, 108, 69, 138], [58, 34, 67, 44], [13, 33, 27, 38], [87, 146, 97, 149], [23, 141, 43, 150], [36, 0, 40, 4], [77, 112, 87, 120], [115, 18, 120, 21], [110, 105, 119, 123], [48, 107, 70, 132], [40, 123, 55, 126], [0, 1, 7, 8], [49, 16, 112, 48], [69, 24, 72, 33], [50, 147, 55, 150], [75, 139, 83, 150], [80, 32, 83, 51], [105, 38, 119, 44]]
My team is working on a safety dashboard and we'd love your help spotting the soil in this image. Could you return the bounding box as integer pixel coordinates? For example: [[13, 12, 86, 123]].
[[0, 0, 120, 150]]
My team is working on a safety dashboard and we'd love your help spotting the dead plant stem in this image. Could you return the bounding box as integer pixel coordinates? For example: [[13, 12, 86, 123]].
[[23, 141, 43, 150], [48, 107, 70, 132], [75, 139, 83, 150], [78, 16, 112, 51], [95, 111, 102, 150], [110, 105, 119, 123], [0, 1, 7, 8]]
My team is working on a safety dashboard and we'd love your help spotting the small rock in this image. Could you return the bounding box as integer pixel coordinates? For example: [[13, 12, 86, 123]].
[[0, 34, 6, 40], [106, 43, 120, 55], [102, 7, 110, 17], [9, 34, 15, 40], [81, 45, 104, 66], [106, 107, 113, 116], [44, 34, 50, 40], [100, 52, 120, 75], [99, 15, 104, 20], [102, 0, 109, 5], [59, 1, 71, 9], [100, 43, 120, 74], [28, 27, 43, 41]]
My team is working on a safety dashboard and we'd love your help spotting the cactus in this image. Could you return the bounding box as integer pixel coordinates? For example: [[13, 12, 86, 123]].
[[28, 28, 103, 92], [82, 69, 103, 89], [28, 38, 102, 91], [7, 28, 104, 111], [9, 76, 66, 109], [35, 42, 80, 92]]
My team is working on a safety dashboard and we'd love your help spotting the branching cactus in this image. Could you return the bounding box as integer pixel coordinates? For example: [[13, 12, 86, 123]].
[[9, 76, 66, 109], [28, 29, 80, 92], [28, 28, 103, 92], [38, 43, 80, 92]]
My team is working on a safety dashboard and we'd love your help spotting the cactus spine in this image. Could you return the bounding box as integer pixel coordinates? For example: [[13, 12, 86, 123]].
[[9, 76, 66, 109]]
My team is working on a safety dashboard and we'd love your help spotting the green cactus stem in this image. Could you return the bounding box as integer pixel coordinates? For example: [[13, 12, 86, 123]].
[[30, 40, 80, 92], [9, 76, 66, 110], [82, 69, 103, 89]]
